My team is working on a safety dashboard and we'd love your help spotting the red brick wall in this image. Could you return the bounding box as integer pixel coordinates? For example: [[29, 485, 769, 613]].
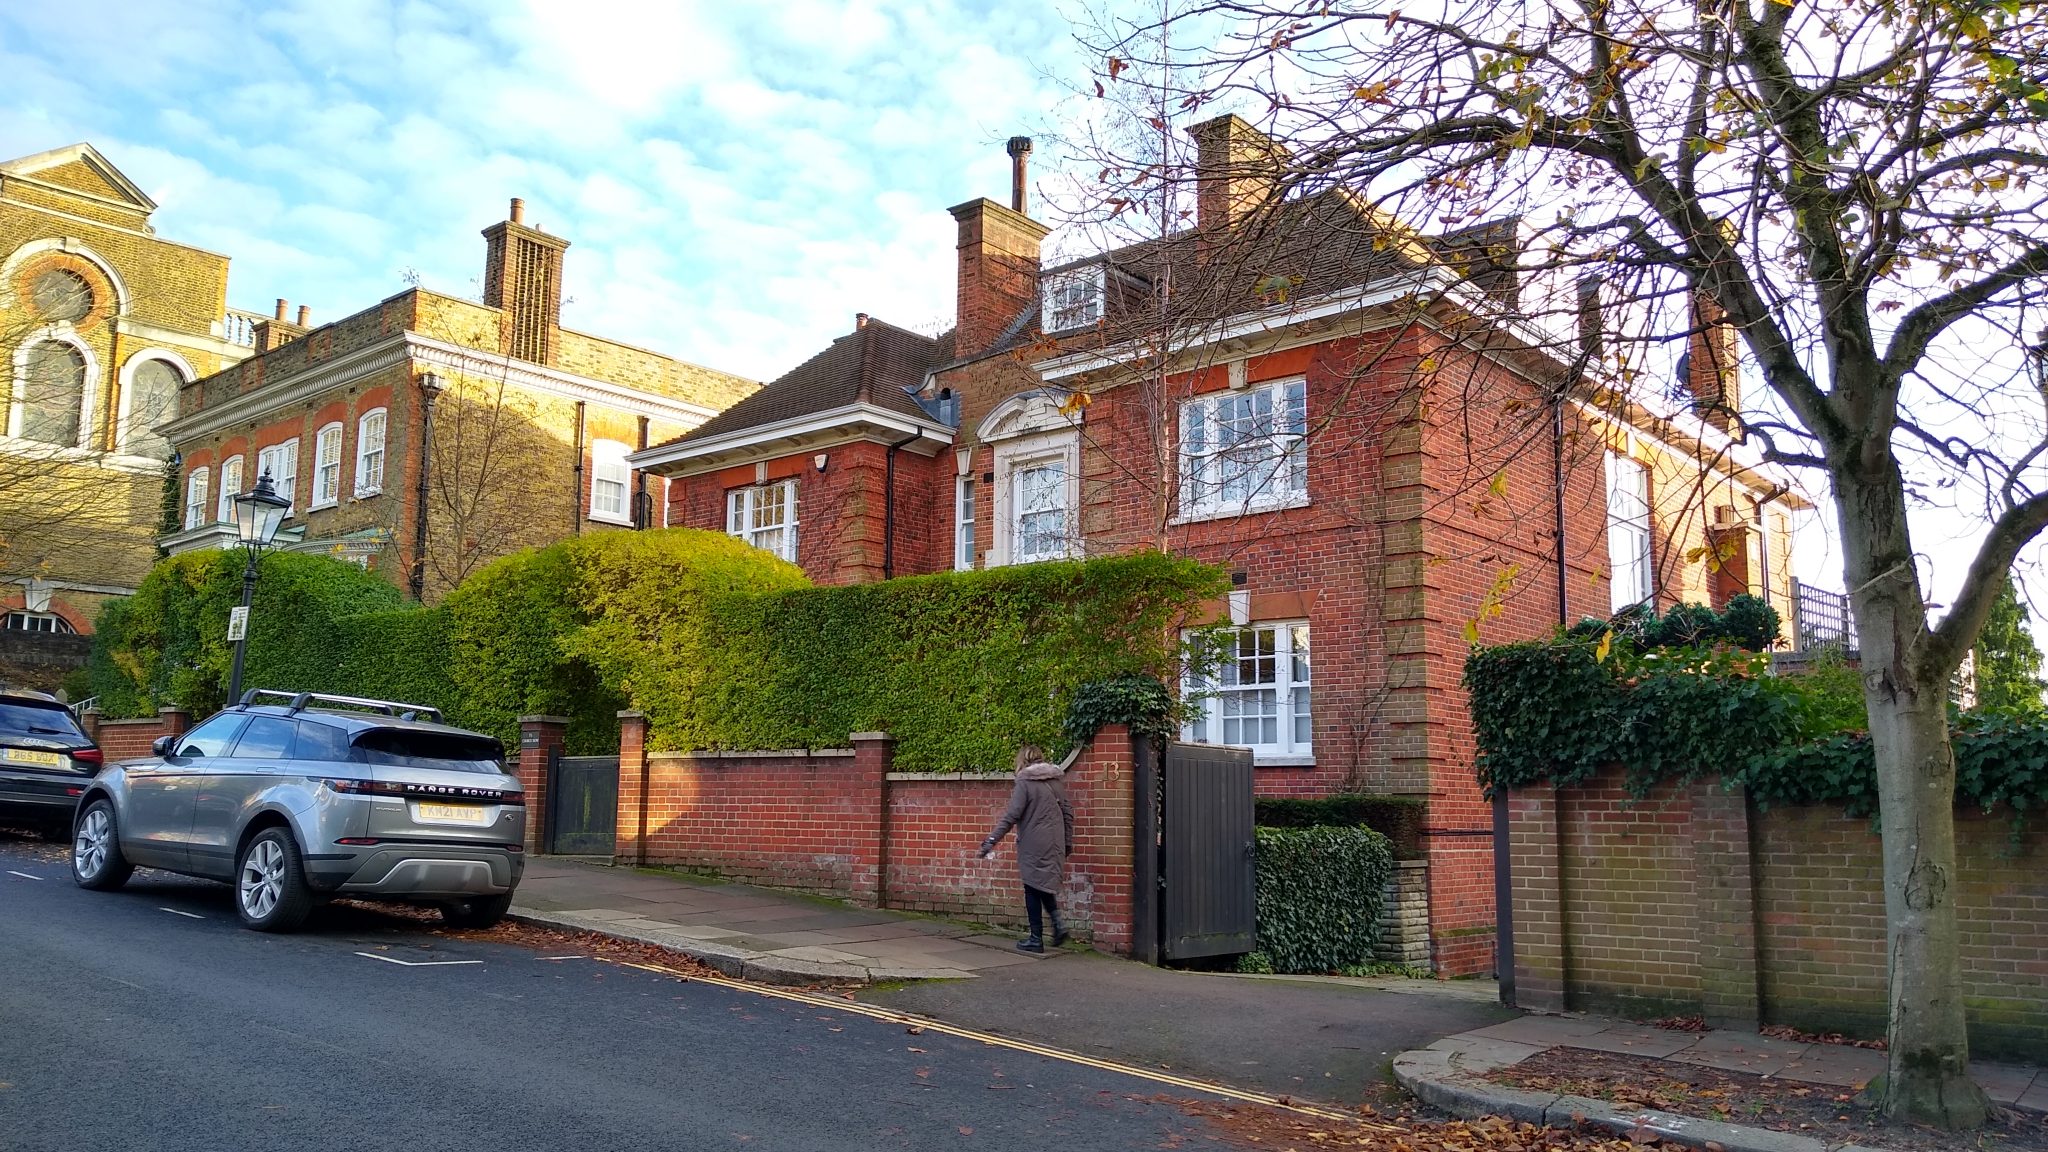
[[612, 719, 1141, 951], [1511, 765, 2048, 1061], [88, 709, 190, 761]]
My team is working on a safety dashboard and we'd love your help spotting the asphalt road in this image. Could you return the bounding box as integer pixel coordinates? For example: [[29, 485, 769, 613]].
[[0, 837, 1242, 1152]]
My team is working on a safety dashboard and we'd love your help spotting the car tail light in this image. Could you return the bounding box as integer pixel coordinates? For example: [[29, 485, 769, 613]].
[[322, 778, 404, 796], [66, 786, 84, 797], [72, 748, 103, 768], [334, 837, 380, 846]]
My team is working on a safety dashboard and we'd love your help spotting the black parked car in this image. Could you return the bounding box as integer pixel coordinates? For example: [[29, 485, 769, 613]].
[[0, 689, 102, 824]]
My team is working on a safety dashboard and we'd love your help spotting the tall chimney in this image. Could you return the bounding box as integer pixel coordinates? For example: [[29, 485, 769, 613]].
[[1006, 137, 1033, 214], [274, 298, 288, 321], [296, 305, 311, 328], [1576, 274, 1603, 360], [482, 197, 571, 366], [1685, 289, 1742, 436], [1189, 114, 1288, 230]]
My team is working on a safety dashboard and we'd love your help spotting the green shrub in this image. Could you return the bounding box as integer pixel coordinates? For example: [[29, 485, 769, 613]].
[[1064, 673, 1190, 748], [1255, 795, 1427, 859], [1248, 825, 1393, 974]]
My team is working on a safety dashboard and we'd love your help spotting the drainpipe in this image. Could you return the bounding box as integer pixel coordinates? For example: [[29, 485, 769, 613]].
[[634, 415, 651, 529], [409, 372, 443, 601], [881, 429, 922, 579], [571, 401, 586, 535]]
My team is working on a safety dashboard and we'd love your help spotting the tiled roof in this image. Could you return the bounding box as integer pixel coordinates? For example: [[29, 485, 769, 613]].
[[652, 318, 950, 449]]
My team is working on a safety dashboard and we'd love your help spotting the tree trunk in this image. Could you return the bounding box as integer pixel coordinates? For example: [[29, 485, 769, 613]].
[[1835, 468, 1989, 1129]]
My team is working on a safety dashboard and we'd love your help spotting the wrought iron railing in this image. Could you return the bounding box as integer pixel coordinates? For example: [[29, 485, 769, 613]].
[[1791, 578, 1856, 653]]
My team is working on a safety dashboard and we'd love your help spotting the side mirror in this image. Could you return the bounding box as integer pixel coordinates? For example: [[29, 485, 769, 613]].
[[152, 735, 177, 758]]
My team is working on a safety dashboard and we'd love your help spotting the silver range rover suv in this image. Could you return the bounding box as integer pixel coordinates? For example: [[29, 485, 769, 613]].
[[71, 690, 525, 932]]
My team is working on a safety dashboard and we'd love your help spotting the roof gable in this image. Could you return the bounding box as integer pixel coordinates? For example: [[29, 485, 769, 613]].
[[0, 143, 157, 212]]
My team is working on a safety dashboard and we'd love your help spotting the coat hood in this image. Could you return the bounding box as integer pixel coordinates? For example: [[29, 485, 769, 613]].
[[1018, 761, 1064, 781]]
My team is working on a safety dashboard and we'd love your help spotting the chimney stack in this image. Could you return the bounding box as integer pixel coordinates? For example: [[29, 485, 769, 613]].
[[948, 139, 1049, 358], [1685, 289, 1742, 436], [274, 298, 288, 321], [855, 312, 869, 329], [296, 305, 311, 328], [1576, 275, 1603, 360], [1006, 137, 1033, 214], [1188, 114, 1288, 231], [482, 197, 570, 366]]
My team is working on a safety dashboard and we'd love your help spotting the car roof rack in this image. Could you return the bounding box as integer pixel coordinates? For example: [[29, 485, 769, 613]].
[[237, 688, 444, 724]]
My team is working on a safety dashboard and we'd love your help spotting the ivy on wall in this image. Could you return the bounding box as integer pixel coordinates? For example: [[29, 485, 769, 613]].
[[1239, 825, 1394, 974]]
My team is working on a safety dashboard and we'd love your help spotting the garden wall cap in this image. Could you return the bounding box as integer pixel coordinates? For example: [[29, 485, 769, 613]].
[[617, 709, 648, 720], [849, 731, 894, 743], [516, 714, 572, 724]]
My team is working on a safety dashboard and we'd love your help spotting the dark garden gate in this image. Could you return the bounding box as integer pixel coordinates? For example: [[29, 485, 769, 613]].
[[1133, 739, 1256, 963], [546, 750, 618, 856]]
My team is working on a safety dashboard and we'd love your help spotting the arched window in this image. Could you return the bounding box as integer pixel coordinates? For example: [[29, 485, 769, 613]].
[[354, 408, 386, 496], [31, 269, 92, 323], [589, 439, 632, 524], [122, 357, 184, 459], [312, 422, 343, 507], [216, 455, 244, 523], [17, 340, 87, 446], [184, 467, 210, 530]]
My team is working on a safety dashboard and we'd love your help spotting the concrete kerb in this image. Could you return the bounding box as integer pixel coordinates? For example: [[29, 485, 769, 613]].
[[1393, 1028, 1834, 1152], [508, 906, 975, 987]]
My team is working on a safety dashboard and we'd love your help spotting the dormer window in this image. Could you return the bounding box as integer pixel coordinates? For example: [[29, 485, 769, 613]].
[[1042, 266, 1105, 333]]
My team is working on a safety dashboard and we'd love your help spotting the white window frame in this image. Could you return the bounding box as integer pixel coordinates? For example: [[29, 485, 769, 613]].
[[990, 430, 1080, 567], [353, 408, 387, 497], [1178, 377, 1309, 521], [257, 438, 300, 516], [1040, 265, 1105, 332], [725, 480, 797, 562], [1607, 451, 1654, 611], [4, 610, 73, 633], [215, 455, 244, 524], [589, 439, 633, 525], [954, 476, 977, 571], [311, 422, 343, 508], [114, 350, 190, 459], [184, 466, 210, 530], [9, 329, 98, 449], [1183, 621, 1313, 764]]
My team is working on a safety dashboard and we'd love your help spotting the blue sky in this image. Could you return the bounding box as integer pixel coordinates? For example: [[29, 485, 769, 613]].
[[0, 0, 1082, 380]]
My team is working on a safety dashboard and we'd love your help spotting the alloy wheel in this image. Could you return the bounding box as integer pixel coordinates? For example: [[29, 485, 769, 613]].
[[239, 838, 285, 921], [73, 808, 110, 879]]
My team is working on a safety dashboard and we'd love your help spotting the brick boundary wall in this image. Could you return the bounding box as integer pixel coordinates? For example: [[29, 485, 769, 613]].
[[81, 708, 191, 762], [608, 722, 1140, 954], [1510, 766, 2048, 1062]]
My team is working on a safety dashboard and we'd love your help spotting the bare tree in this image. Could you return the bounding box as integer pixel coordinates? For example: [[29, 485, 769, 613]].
[[1076, 0, 2048, 1126]]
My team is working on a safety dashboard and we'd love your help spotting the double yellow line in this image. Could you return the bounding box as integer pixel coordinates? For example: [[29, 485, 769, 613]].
[[611, 957, 1389, 1128]]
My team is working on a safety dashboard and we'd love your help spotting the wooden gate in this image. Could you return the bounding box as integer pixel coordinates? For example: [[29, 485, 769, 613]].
[[546, 751, 618, 856], [1155, 741, 1257, 961]]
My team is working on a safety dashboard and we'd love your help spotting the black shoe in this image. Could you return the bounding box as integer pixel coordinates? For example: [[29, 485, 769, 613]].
[[1051, 927, 1071, 948], [1016, 937, 1045, 953]]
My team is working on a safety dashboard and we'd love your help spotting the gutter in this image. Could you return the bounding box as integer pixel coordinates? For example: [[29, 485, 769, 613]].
[[882, 429, 922, 579]]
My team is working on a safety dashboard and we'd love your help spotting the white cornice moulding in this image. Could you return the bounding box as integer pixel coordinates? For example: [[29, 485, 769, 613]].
[[627, 402, 955, 477], [163, 332, 723, 444]]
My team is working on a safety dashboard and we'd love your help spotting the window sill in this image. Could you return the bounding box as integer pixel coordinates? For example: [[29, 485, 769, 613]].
[[1170, 493, 1310, 526], [352, 488, 382, 500], [1254, 754, 1316, 768], [588, 512, 634, 527], [309, 499, 338, 512]]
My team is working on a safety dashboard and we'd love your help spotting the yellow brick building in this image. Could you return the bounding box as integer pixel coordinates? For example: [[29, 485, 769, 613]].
[[0, 143, 258, 636], [160, 199, 756, 601]]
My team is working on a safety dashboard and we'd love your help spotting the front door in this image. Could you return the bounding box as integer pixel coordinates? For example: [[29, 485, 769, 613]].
[[125, 713, 246, 870], [189, 713, 298, 880]]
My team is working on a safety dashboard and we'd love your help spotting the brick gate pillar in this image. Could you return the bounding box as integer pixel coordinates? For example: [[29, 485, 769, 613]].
[[158, 706, 191, 738], [849, 732, 894, 907], [1509, 783, 1567, 1012], [515, 715, 568, 855], [615, 711, 649, 866], [1692, 778, 1762, 1029]]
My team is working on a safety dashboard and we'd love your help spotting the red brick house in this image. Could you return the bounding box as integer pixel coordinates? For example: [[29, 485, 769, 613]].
[[632, 118, 1806, 975]]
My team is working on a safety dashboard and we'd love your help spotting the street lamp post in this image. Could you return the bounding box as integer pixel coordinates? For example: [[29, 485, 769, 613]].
[[224, 471, 293, 706], [2028, 329, 2048, 408]]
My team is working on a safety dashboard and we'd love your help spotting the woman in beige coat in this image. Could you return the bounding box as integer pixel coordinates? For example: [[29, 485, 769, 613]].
[[979, 744, 1074, 952]]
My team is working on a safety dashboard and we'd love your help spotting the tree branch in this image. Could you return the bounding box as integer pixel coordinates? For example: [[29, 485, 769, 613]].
[[1922, 489, 2048, 676]]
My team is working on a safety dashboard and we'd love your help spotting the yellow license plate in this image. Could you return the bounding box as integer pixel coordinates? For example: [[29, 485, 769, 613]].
[[414, 802, 490, 825], [3, 748, 63, 767]]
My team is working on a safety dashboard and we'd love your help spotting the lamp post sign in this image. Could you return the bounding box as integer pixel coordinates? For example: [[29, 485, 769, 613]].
[[227, 606, 249, 642], [224, 471, 292, 705]]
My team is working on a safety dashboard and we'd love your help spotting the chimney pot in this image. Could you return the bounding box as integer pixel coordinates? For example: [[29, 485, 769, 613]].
[[296, 305, 311, 328], [855, 312, 869, 329], [510, 197, 525, 225], [274, 298, 288, 321], [1006, 136, 1033, 214]]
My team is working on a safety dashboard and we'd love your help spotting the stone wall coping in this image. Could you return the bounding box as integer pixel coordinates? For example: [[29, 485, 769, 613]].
[[884, 771, 1013, 783], [1393, 858, 1430, 871], [617, 710, 648, 720], [849, 731, 893, 743], [98, 716, 172, 728], [517, 714, 571, 725], [646, 748, 858, 762]]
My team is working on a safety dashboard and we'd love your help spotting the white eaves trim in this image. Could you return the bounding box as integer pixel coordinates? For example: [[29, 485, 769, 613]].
[[628, 402, 955, 477], [1035, 267, 1458, 382], [161, 332, 724, 444]]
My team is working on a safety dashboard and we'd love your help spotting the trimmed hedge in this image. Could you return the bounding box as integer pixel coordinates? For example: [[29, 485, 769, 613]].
[[1244, 825, 1394, 974], [1255, 795, 1427, 859]]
